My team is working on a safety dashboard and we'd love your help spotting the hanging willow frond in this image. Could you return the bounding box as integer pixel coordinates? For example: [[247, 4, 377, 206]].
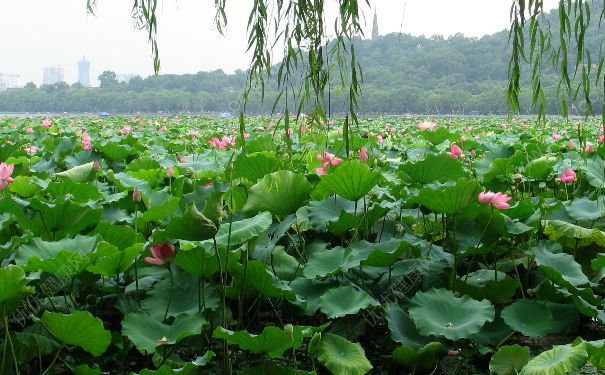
[[509, 0, 604, 119]]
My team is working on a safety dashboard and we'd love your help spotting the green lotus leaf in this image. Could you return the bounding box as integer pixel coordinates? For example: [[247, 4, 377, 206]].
[[126, 157, 161, 171], [95, 141, 138, 161], [16, 235, 100, 275], [315, 333, 372, 375], [87, 243, 142, 278], [385, 304, 432, 349], [524, 156, 555, 180], [543, 219, 605, 248], [565, 197, 605, 221], [501, 300, 557, 338], [313, 160, 382, 201], [409, 288, 494, 340], [41, 311, 111, 357], [243, 170, 311, 217], [318, 285, 379, 319], [141, 268, 218, 319], [296, 197, 354, 232], [174, 243, 234, 278], [420, 127, 452, 145], [233, 151, 280, 182], [0, 265, 34, 316], [489, 345, 530, 375], [303, 247, 354, 279], [581, 157, 605, 189], [392, 342, 446, 371], [152, 203, 217, 243], [27, 197, 102, 238], [527, 242, 590, 287], [211, 211, 272, 248], [44, 179, 102, 203], [459, 270, 518, 302], [8, 176, 42, 197], [92, 221, 142, 249], [64, 150, 100, 169], [213, 325, 299, 359], [121, 312, 206, 353], [412, 179, 480, 215], [54, 161, 96, 182], [398, 153, 466, 184], [230, 259, 296, 300], [520, 343, 588, 375]]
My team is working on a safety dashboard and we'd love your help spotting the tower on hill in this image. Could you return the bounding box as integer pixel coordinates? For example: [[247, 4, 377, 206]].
[[372, 8, 379, 40]]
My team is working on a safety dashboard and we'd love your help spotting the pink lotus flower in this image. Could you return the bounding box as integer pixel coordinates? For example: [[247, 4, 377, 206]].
[[188, 130, 200, 138], [317, 151, 342, 167], [478, 191, 512, 209], [26, 127, 34, 133], [144, 242, 176, 265], [551, 133, 562, 140], [585, 143, 594, 153], [159, 125, 168, 132], [567, 141, 575, 149], [93, 161, 101, 171], [132, 187, 142, 202], [120, 125, 132, 136], [166, 167, 175, 177], [376, 135, 384, 145], [222, 135, 235, 146], [286, 128, 293, 135], [448, 144, 465, 159], [460, 135, 467, 142], [178, 156, 187, 163], [0, 162, 14, 190], [208, 137, 227, 150], [599, 135, 605, 143], [315, 167, 327, 175], [24, 145, 38, 155], [40, 119, 52, 127], [244, 133, 251, 139], [359, 148, 369, 162], [559, 168, 576, 183], [418, 120, 437, 131], [81, 132, 92, 151]]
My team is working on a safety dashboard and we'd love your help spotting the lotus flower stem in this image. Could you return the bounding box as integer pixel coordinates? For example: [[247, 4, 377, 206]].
[[4, 316, 19, 374], [163, 265, 174, 322], [134, 204, 141, 308], [460, 210, 494, 294]]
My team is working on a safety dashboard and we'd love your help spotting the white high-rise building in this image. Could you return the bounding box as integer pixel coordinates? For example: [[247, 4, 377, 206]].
[[0, 74, 21, 91], [78, 58, 91, 87], [43, 66, 65, 85]]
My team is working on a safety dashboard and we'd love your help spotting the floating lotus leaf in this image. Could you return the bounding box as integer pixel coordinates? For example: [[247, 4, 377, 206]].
[[121, 312, 206, 353], [520, 343, 588, 375], [318, 285, 379, 319], [409, 288, 494, 340], [315, 333, 372, 375], [489, 345, 530, 375], [501, 300, 557, 338]]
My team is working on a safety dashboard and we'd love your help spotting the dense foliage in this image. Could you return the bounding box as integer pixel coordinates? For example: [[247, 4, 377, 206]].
[[1, 6, 603, 115], [0, 114, 604, 374]]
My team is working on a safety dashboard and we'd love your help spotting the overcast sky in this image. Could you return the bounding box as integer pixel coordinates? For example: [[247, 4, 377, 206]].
[[0, 0, 559, 86]]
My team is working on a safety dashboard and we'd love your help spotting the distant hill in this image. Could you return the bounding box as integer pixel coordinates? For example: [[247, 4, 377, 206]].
[[1, 5, 602, 115]]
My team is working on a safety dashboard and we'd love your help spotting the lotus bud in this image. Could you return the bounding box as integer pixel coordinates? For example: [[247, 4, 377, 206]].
[[132, 187, 142, 202]]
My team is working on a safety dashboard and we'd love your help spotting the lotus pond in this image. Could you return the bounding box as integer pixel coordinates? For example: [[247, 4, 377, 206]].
[[0, 115, 604, 374]]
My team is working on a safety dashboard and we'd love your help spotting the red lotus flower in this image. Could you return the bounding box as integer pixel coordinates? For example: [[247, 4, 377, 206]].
[[359, 148, 369, 162], [144, 242, 176, 265]]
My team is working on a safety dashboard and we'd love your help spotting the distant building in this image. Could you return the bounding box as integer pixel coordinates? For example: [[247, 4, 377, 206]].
[[0, 74, 21, 91], [116, 73, 137, 83], [43, 66, 65, 85], [78, 57, 91, 87], [372, 8, 380, 40]]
